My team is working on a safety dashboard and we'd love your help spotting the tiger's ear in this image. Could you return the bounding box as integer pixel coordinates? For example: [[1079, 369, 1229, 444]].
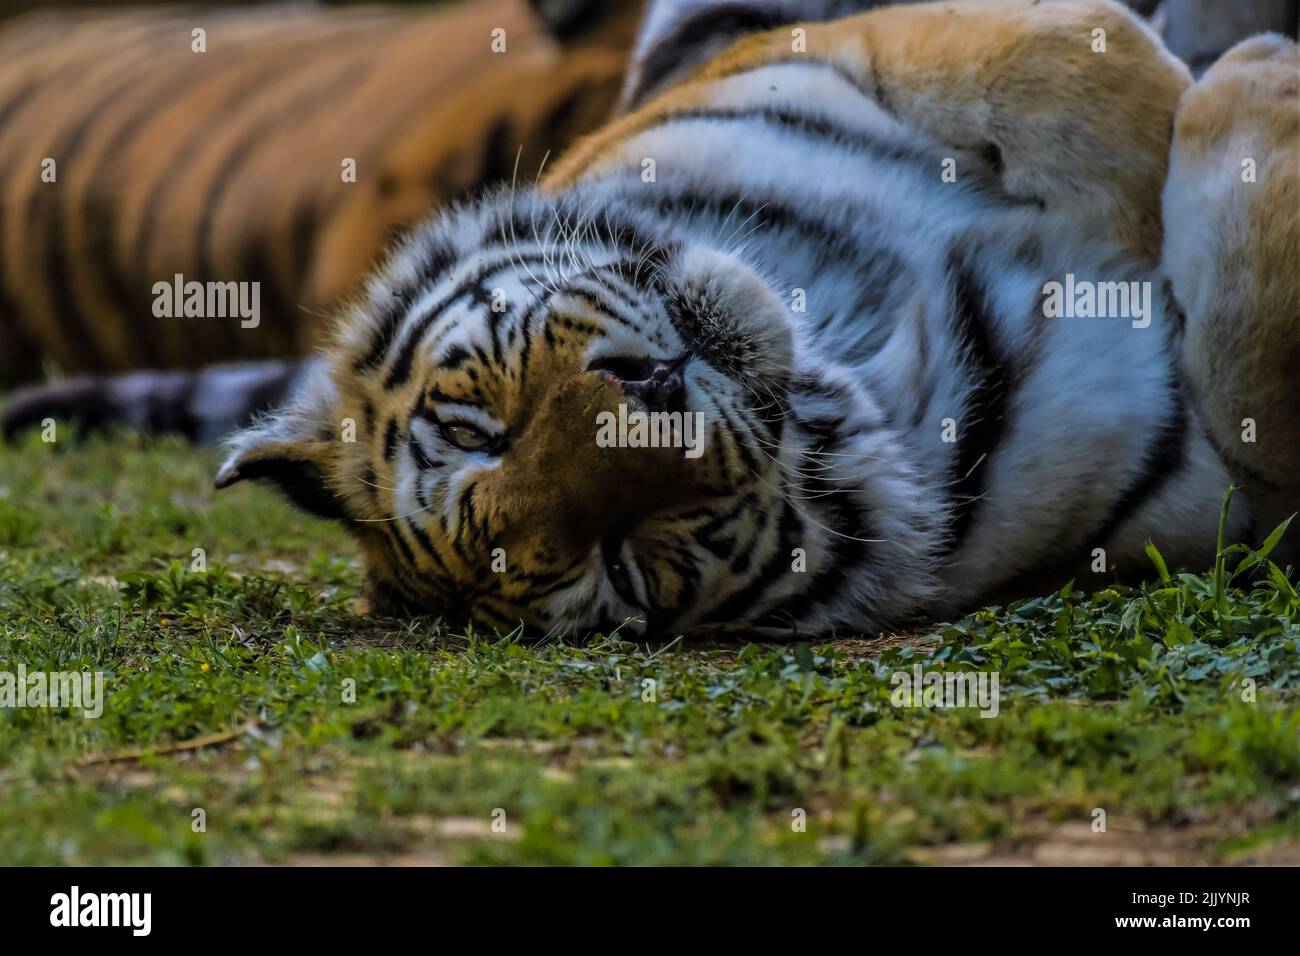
[[214, 362, 351, 522]]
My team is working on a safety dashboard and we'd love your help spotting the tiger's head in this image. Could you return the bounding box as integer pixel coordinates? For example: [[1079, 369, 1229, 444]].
[[218, 189, 935, 637]]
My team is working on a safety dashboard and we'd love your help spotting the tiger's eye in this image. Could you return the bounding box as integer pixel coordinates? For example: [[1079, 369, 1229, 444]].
[[444, 423, 492, 451]]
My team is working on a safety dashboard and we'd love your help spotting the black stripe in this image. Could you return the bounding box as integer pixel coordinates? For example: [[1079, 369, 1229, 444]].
[[426, 386, 486, 408], [80, 44, 256, 369], [458, 480, 483, 545], [572, 214, 667, 278], [527, 0, 621, 42], [192, 62, 370, 351], [1090, 378, 1188, 549], [34, 68, 158, 369], [385, 523, 418, 569], [0, 29, 173, 360], [703, 499, 802, 624], [0, 81, 38, 131], [288, 202, 318, 289], [0, 85, 44, 379], [765, 439, 874, 627], [767, 383, 879, 622], [477, 285, 511, 368], [694, 492, 759, 561], [943, 252, 1012, 554], [361, 464, 380, 503], [383, 251, 548, 389], [632, 3, 790, 106], [789, 373, 850, 401], [653, 105, 930, 167], [907, 307, 936, 430], [237, 239, 295, 357], [538, 79, 595, 140], [516, 569, 588, 602], [404, 516, 451, 576], [559, 283, 643, 331], [407, 434, 443, 472], [627, 188, 898, 285], [590, 260, 651, 311], [353, 244, 455, 373], [132, 59, 297, 280], [193, 57, 371, 277], [476, 116, 517, 190], [446, 484, 479, 568], [382, 417, 399, 461], [516, 291, 552, 394], [466, 596, 518, 631], [438, 345, 471, 370]]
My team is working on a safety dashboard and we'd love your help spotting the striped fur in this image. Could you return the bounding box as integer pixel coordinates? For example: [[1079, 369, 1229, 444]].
[[218, 0, 1299, 635], [0, 0, 639, 384]]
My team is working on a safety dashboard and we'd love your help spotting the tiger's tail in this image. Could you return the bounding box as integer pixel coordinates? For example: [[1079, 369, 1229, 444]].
[[1, 359, 313, 443]]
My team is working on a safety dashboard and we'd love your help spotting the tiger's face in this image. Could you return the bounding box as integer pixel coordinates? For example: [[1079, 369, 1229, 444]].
[[219, 192, 836, 637]]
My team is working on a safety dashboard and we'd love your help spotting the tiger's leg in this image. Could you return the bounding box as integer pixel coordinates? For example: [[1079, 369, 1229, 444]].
[[1161, 34, 1300, 537], [708, 0, 1192, 263]]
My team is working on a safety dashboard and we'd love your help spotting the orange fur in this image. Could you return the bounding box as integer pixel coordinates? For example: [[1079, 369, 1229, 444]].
[[1162, 34, 1300, 525], [0, 0, 638, 383], [549, 0, 1190, 263]]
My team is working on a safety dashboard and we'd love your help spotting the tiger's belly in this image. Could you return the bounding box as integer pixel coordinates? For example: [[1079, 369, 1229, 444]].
[[799, 193, 1244, 609], [841, 209, 1244, 608]]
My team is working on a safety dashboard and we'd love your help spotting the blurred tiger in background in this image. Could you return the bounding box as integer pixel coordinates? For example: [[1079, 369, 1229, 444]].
[[0, 0, 642, 434]]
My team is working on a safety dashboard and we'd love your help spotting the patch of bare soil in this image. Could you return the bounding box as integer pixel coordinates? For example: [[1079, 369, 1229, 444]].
[[907, 816, 1300, 866]]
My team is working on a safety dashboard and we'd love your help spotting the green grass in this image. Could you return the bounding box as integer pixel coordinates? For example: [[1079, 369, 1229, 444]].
[[1, 430, 1298, 865]]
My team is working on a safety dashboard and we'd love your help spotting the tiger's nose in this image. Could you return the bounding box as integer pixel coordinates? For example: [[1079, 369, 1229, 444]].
[[588, 355, 688, 413]]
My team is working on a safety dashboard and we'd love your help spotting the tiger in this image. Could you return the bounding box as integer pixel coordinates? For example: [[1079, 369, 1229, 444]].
[[9, 0, 1299, 639], [196, 0, 1300, 639], [0, 0, 641, 391]]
